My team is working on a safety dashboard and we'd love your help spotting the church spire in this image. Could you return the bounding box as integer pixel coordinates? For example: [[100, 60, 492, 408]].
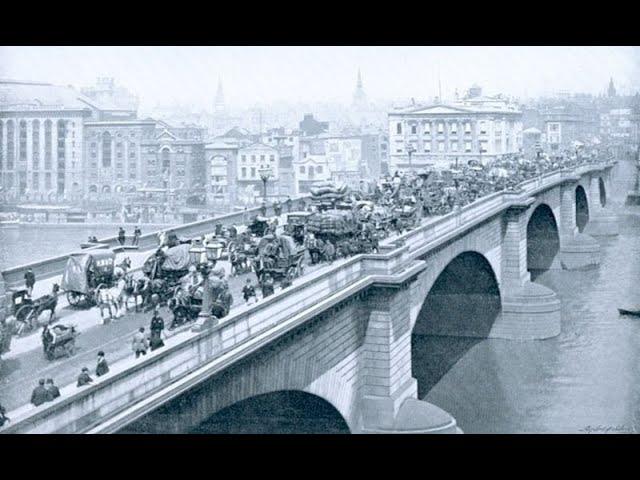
[[353, 68, 367, 110], [357, 68, 363, 89], [607, 77, 617, 97]]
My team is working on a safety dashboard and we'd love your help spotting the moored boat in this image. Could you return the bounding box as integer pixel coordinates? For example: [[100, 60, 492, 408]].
[[618, 307, 640, 317]]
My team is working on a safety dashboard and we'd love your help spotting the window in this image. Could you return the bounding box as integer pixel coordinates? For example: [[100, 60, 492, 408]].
[[438, 141, 445, 152], [396, 123, 402, 135], [300, 166, 306, 174], [19, 120, 27, 162], [241, 167, 246, 178], [411, 125, 417, 135], [424, 123, 431, 135], [250, 167, 256, 178], [45, 172, 52, 189], [32, 172, 39, 190], [102, 131, 112, 168], [317, 165, 323, 173], [260, 155, 265, 162], [450, 122, 457, 134], [44, 120, 52, 170], [424, 143, 431, 153], [465, 141, 472, 152], [479, 122, 487, 135], [251, 155, 256, 163], [480, 141, 488, 153], [269, 155, 275, 162], [451, 141, 458, 151], [465, 122, 472, 134], [6, 120, 14, 169], [161, 149, 170, 169], [91, 142, 97, 148], [241, 155, 246, 163], [32, 120, 40, 168]]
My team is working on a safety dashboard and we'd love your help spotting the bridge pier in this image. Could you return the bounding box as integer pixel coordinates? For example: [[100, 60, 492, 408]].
[[357, 286, 459, 433], [558, 180, 600, 270], [583, 171, 619, 236]]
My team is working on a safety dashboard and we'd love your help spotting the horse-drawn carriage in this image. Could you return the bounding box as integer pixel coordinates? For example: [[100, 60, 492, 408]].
[[248, 216, 271, 237], [168, 275, 234, 329], [9, 285, 60, 335], [285, 211, 314, 245], [253, 234, 305, 283], [141, 243, 193, 306], [61, 250, 116, 308]]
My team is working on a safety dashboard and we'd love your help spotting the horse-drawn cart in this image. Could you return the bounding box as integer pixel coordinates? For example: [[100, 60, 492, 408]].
[[61, 250, 116, 308], [254, 234, 305, 283], [9, 286, 60, 335]]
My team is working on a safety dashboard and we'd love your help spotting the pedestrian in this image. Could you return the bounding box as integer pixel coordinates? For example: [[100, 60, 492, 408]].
[[261, 273, 275, 298], [280, 271, 292, 290], [30, 379, 49, 407], [0, 403, 9, 427], [118, 227, 126, 246], [24, 268, 36, 296], [260, 201, 267, 218], [132, 327, 149, 358], [286, 196, 292, 213], [77, 367, 93, 387], [273, 200, 282, 217], [132, 226, 141, 246], [96, 350, 110, 377], [242, 278, 258, 305], [45, 378, 60, 401], [149, 308, 165, 351]]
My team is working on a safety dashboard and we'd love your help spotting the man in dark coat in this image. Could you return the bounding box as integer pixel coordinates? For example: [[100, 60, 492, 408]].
[[31, 379, 49, 406], [45, 378, 60, 401], [273, 200, 282, 217], [286, 196, 292, 213], [24, 268, 36, 296], [96, 351, 109, 377], [77, 367, 93, 387], [118, 227, 126, 246], [260, 202, 267, 218], [149, 308, 165, 351], [132, 226, 142, 246]]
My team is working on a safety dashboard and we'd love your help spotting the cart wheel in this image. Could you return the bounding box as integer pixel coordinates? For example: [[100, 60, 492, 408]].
[[67, 291, 83, 307], [16, 306, 33, 333]]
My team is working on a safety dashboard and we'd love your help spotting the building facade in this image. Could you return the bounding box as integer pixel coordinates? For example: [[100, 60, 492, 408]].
[[237, 143, 280, 200], [388, 96, 523, 171]]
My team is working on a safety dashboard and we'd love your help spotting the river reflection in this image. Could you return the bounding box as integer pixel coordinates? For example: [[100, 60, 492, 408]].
[[420, 159, 640, 433]]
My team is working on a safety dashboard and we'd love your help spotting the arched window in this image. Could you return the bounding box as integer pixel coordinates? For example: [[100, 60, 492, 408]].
[[88, 184, 98, 193], [102, 132, 112, 168], [161, 148, 170, 170], [102, 185, 111, 194]]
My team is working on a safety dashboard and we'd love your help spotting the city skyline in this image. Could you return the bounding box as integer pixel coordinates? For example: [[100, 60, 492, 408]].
[[1, 46, 639, 112]]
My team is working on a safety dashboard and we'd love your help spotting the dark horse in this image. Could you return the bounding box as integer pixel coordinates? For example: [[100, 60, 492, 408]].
[[16, 284, 60, 336]]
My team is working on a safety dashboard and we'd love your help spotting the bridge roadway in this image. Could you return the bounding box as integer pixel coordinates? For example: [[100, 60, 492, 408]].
[[0, 161, 619, 434]]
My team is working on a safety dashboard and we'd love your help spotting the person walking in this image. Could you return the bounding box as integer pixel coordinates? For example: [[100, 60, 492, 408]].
[[45, 378, 60, 401], [132, 226, 141, 246], [273, 200, 282, 218], [77, 367, 93, 387], [260, 273, 275, 298], [30, 379, 49, 407], [286, 196, 292, 213], [242, 278, 258, 305], [96, 351, 109, 377], [260, 201, 267, 218], [132, 327, 149, 358], [149, 308, 165, 351], [24, 268, 36, 296], [118, 227, 126, 246]]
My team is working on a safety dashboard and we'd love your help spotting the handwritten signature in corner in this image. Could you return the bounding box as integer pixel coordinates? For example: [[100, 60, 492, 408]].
[[579, 425, 637, 434]]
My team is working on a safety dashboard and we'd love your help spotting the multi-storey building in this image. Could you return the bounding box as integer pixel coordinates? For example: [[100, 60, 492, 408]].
[[80, 77, 139, 113], [237, 143, 280, 200], [0, 80, 110, 203], [204, 138, 241, 210], [387, 89, 523, 171]]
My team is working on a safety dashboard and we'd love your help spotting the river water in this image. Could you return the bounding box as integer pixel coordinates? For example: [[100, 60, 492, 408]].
[[422, 158, 640, 434]]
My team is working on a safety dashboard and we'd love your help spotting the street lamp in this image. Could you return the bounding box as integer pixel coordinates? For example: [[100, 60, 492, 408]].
[[258, 166, 273, 202], [190, 238, 223, 332]]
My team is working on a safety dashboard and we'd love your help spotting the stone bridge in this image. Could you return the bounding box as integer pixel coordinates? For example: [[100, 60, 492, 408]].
[[1, 162, 618, 434]]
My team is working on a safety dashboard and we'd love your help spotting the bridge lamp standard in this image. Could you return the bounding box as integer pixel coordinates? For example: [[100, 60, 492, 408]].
[[190, 238, 223, 332], [406, 144, 416, 172], [258, 167, 273, 202]]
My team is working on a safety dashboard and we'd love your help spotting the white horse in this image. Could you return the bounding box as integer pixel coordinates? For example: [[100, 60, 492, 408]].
[[96, 282, 124, 323]]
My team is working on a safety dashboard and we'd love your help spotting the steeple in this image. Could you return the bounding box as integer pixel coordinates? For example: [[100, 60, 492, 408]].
[[607, 77, 617, 97], [215, 78, 225, 113], [352, 68, 367, 110]]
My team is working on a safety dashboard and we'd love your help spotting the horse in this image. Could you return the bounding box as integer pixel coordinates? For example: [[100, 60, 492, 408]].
[[16, 284, 60, 335], [118, 274, 145, 312], [114, 257, 132, 278], [95, 283, 123, 323]]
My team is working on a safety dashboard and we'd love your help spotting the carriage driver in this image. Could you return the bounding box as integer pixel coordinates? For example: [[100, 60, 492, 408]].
[[185, 265, 204, 300]]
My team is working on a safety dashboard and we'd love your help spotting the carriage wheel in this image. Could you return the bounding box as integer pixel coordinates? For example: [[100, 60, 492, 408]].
[[67, 291, 85, 307], [15, 305, 33, 325]]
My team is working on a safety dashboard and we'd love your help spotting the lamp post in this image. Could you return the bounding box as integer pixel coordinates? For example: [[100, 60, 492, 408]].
[[190, 238, 224, 332], [258, 166, 272, 202]]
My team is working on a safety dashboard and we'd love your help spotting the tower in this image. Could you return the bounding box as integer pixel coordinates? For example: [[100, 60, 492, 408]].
[[607, 77, 617, 98], [352, 68, 368, 111]]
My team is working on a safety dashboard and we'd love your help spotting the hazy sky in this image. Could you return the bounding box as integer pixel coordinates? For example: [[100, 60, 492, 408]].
[[1, 46, 639, 110]]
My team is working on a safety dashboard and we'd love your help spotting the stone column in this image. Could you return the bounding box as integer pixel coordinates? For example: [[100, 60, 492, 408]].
[[558, 175, 600, 270], [492, 200, 561, 340], [357, 285, 459, 434]]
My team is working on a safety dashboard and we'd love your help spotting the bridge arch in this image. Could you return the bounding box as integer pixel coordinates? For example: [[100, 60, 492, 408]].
[[189, 390, 351, 434], [599, 177, 606, 207], [526, 203, 560, 279], [411, 251, 502, 397], [575, 185, 589, 233]]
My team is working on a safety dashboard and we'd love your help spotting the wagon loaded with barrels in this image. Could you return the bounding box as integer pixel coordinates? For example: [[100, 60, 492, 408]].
[[61, 250, 116, 308]]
